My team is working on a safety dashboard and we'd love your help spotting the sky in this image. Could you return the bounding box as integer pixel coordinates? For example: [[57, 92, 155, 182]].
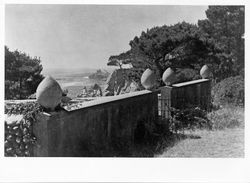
[[5, 5, 208, 73]]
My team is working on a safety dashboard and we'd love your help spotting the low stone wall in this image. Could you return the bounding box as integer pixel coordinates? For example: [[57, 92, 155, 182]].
[[5, 79, 211, 157], [160, 79, 211, 118], [33, 90, 158, 157]]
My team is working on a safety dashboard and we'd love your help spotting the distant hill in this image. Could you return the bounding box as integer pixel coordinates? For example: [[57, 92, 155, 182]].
[[88, 69, 110, 80]]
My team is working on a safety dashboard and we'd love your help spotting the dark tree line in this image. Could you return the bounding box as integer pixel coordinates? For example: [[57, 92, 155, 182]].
[[198, 6, 244, 79], [5, 46, 44, 99], [108, 6, 244, 84]]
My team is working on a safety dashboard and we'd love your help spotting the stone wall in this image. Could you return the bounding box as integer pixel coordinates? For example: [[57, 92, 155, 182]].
[[33, 90, 158, 157], [160, 79, 211, 119], [5, 78, 212, 157]]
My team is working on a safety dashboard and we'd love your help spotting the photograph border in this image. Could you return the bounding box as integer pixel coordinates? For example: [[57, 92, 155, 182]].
[[0, 0, 249, 182]]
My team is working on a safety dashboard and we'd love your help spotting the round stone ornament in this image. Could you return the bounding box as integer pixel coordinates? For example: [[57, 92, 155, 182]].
[[200, 65, 210, 79], [162, 68, 176, 86], [140, 68, 156, 90], [36, 76, 63, 110]]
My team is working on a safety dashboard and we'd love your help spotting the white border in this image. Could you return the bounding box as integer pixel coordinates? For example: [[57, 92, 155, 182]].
[[0, 0, 250, 182]]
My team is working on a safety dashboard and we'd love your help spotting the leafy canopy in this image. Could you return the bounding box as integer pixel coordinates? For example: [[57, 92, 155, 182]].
[[198, 6, 245, 77], [108, 6, 244, 84], [5, 46, 44, 99]]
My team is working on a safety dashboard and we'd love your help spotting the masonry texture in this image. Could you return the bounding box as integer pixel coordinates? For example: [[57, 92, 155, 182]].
[[33, 90, 158, 157]]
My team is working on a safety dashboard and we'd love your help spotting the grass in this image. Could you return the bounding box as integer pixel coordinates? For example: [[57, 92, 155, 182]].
[[154, 105, 245, 158], [157, 128, 244, 157], [128, 105, 245, 158], [130, 126, 244, 158], [75, 105, 244, 157], [207, 105, 244, 130]]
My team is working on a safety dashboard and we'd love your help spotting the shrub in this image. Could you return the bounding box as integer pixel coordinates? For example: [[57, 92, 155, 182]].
[[212, 75, 244, 106], [169, 106, 211, 133], [207, 105, 244, 130], [175, 68, 200, 83]]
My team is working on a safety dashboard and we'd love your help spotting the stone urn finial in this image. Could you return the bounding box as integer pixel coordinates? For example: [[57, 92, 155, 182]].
[[36, 76, 63, 111], [162, 68, 176, 86], [200, 65, 210, 79], [140, 68, 156, 90]]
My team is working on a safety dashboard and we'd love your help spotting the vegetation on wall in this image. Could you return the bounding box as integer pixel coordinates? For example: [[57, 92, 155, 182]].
[[5, 102, 43, 156]]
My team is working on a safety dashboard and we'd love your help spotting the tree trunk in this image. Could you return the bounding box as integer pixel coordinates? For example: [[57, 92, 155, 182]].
[[19, 77, 22, 99], [155, 57, 165, 86]]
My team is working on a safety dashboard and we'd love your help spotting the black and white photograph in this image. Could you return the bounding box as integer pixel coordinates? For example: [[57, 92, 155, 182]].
[[1, 1, 249, 182]]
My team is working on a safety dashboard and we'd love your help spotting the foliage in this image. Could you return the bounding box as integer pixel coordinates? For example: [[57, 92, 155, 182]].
[[108, 50, 134, 68], [129, 22, 215, 77], [212, 75, 244, 106], [5, 46, 44, 99], [175, 68, 200, 83], [77, 84, 103, 97], [169, 106, 211, 133], [108, 6, 244, 85], [109, 22, 219, 86], [5, 102, 43, 157], [198, 6, 245, 80], [207, 105, 244, 130]]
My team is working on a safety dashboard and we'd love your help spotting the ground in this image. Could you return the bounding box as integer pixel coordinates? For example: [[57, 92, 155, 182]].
[[156, 128, 244, 158]]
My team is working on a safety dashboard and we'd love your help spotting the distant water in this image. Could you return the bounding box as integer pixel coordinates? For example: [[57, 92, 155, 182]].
[[46, 71, 107, 98]]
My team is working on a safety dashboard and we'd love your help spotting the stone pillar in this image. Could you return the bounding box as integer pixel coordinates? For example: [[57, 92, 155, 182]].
[[160, 86, 173, 119]]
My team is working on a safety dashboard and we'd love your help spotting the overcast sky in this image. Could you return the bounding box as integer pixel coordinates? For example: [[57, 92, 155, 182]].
[[5, 5, 208, 72]]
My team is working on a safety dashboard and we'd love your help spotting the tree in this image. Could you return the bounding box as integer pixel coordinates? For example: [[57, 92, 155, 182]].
[[108, 50, 134, 69], [109, 6, 245, 84], [198, 6, 245, 78], [108, 50, 146, 87], [110, 22, 219, 86], [5, 46, 44, 99]]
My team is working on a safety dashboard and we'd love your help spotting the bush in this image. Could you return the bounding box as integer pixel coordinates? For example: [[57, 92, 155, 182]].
[[212, 75, 244, 106], [175, 68, 200, 83], [207, 106, 244, 130], [169, 106, 212, 133]]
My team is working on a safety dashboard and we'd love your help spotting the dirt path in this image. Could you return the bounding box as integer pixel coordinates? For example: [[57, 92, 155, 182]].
[[157, 128, 244, 158]]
